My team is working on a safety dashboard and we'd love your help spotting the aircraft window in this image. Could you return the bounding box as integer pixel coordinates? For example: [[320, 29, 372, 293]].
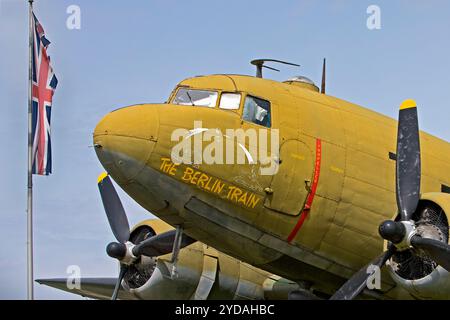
[[219, 93, 241, 110], [242, 96, 271, 127], [173, 88, 218, 108]]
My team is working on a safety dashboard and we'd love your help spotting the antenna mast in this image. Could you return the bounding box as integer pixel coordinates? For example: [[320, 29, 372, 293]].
[[250, 59, 300, 78], [321, 58, 326, 94]]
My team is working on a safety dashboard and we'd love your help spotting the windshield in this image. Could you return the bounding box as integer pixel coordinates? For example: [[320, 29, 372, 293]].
[[173, 88, 218, 108]]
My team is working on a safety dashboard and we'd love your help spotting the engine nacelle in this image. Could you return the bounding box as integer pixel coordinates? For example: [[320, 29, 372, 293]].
[[386, 192, 450, 299], [388, 265, 450, 299], [123, 219, 300, 300]]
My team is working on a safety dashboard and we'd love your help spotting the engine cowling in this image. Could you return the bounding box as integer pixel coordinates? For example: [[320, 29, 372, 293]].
[[122, 219, 300, 300], [386, 192, 450, 299]]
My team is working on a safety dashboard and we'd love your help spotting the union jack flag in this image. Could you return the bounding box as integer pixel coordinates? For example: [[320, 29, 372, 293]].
[[31, 13, 57, 175]]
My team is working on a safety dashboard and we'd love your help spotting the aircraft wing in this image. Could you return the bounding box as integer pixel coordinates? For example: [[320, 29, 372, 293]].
[[36, 278, 137, 300]]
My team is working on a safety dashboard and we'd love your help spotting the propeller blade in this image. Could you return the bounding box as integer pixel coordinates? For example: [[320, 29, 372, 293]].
[[111, 264, 128, 300], [330, 245, 396, 300], [98, 173, 130, 243], [396, 99, 421, 221], [410, 235, 450, 272], [132, 230, 195, 257]]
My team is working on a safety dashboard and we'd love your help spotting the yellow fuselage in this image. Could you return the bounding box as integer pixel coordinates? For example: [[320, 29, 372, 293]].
[[93, 75, 450, 298]]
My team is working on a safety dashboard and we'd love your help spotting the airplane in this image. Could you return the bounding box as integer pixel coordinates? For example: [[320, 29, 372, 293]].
[[39, 59, 450, 300]]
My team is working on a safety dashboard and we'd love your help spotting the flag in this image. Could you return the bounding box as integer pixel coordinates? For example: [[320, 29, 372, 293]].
[[31, 12, 57, 175]]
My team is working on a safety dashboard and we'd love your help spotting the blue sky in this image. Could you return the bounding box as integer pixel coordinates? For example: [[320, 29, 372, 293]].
[[0, 0, 449, 299]]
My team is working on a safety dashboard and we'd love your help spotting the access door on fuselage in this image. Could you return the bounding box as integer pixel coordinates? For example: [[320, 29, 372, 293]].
[[236, 93, 314, 215], [264, 139, 314, 215]]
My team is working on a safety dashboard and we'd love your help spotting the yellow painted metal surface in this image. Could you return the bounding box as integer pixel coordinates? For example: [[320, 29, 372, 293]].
[[93, 74, 450, 299]]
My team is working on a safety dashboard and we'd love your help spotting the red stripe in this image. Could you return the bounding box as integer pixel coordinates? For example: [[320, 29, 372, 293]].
[[37, 50, 50, 174], [287, 138, 322, 243]]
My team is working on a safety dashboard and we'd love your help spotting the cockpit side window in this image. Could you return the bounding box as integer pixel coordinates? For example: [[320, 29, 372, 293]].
[[242, 95, 271, 127], [219, 93, 241, 110], [173, 88, 218, 108]]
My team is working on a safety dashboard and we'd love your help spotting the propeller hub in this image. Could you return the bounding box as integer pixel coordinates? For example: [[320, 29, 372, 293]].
[[379, 220, 405, 244], [107, 241, 138, 265], [379, 220, 417, 251], [106, 242, 127, 260]]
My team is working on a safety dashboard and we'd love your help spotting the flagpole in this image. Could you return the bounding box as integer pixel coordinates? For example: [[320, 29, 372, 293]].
[[27, 0, 34, 300]]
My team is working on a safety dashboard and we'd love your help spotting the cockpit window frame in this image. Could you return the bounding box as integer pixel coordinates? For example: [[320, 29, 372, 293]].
[[170, 86, 247, 113], [218, 91, 243, 112], [169, 87, 272, 127], [241, 93, 272, 128], [171, 87, 220, 108]]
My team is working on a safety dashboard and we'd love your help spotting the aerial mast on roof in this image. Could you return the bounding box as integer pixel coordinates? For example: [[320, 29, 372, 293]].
[[321, 58, 326, 94], [250, 59, 300, 78]]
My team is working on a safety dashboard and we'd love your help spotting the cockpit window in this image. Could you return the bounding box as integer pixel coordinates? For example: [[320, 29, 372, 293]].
[[173, 88, 218, 108], [219, 93, 241, 110], [242, 95, 271, 127]]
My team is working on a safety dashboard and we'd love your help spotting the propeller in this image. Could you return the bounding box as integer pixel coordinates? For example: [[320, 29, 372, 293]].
[[132, 229, 195, 257], [330, 245, 396, 300], [410, 235, 450, 271], [111, 264, 128, 300], [97, 173, 195, 299], [331, 99, 450, 300], [394, 99, 421, 221]]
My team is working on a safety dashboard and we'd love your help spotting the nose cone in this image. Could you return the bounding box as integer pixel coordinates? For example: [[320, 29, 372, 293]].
[[93, 105, 158, 183]]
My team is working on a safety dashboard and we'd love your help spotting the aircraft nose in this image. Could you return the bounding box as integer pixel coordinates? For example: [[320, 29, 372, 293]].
[[93, 105, 158, 183]]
